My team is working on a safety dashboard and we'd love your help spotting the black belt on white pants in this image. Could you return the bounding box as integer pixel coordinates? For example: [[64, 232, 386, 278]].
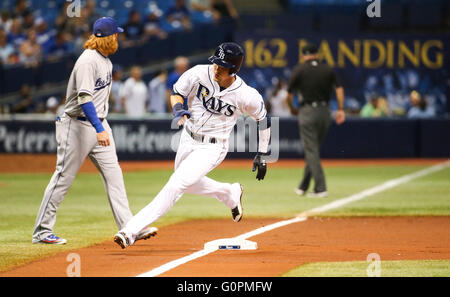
[[185, 126, 218, 144]]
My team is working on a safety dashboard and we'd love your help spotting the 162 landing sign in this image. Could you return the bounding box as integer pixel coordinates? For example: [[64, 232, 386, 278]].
[[240, 33, 447, 70]]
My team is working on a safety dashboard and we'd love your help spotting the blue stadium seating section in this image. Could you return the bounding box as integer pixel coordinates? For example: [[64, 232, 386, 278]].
[[0, 0, 214, 32], [287, 0, 446, 30], [0, 0, 446, 97]]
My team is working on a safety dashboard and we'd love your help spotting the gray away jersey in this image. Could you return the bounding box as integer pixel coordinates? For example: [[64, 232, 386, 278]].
[[64, 49, 113, 118]]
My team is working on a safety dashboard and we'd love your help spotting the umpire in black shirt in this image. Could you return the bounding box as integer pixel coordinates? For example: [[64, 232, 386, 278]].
[[287, 43, 345, 198]]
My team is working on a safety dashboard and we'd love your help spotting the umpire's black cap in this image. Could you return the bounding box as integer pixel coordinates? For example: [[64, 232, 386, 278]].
[[302, 43, 319, 55]]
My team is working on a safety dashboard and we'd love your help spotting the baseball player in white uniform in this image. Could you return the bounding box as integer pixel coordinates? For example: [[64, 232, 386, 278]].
[[114, 42, 271, 249], [32, 17, 157, 245]]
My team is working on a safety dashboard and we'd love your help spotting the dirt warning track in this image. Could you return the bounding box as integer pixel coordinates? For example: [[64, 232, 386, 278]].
[[0, 154, 446, 173]]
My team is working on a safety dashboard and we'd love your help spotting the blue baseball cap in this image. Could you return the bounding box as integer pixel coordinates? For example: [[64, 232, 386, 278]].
[[93, 17, 124, 38]]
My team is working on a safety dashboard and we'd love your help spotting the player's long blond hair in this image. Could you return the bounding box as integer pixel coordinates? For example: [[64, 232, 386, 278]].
[[84, 34, 118, 55]]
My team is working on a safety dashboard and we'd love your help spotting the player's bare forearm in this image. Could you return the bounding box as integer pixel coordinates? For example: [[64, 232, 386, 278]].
[[335, 87, 346, 125], [170, 94, 184, 108], [336, 87, 344, 110]]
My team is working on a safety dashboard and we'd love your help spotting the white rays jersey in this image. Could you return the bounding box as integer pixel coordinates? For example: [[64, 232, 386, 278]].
[[173, 64, 267, 139], [119, 64, 268, 241], [64, 49, 113, 118]]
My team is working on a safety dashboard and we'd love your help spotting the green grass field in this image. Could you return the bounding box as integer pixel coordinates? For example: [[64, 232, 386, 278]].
[[282, 260, 450, 277], [0, 164, 449, 274]]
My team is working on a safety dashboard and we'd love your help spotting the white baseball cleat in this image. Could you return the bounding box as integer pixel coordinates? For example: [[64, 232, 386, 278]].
[[136, 226, 158, 241], [307, 191, 328, 198], [294, 188, 306, 196], [231, 183, 244, 222], [114, 232, 130, 249]]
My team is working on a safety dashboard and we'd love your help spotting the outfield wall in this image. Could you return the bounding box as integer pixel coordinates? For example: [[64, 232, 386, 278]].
[[0, 118, 448, 160]]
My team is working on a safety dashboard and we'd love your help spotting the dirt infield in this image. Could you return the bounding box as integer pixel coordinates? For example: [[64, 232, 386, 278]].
[[1, 216, 449, 277], [0, 154, 447, 173]]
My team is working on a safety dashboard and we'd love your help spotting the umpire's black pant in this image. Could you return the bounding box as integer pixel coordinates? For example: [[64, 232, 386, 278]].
[[298, 104, 331, 193]]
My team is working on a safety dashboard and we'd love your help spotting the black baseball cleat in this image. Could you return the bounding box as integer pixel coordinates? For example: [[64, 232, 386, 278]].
[[231, 184, 244, 222], [136, 226, 158, 241], [114, 232, 130, 249]]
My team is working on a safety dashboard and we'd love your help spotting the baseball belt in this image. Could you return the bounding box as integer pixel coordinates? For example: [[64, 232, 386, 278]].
[[300, 101, 329, 108], [185, 126, 223, 144], [65, 113, 105, 122]]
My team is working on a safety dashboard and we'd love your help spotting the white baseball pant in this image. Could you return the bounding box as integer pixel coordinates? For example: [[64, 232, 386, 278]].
[[121, 128, 242, 244]]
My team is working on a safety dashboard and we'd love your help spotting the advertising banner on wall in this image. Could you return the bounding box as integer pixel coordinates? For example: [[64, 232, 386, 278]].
[[1, 118, 449, 159]]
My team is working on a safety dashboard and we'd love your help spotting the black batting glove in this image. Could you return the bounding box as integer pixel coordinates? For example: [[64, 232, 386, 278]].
[[252, 153, 268, 181]]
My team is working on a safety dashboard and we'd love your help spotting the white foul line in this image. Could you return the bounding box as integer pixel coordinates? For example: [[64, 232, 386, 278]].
[[137, 160, 450, 277]]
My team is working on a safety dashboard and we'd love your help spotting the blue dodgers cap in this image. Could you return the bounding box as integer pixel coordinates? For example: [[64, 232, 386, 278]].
[[93, 17, 124, 37]]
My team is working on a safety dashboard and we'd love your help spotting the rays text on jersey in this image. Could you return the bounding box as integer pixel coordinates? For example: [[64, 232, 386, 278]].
[[197, 83, 237, 117]]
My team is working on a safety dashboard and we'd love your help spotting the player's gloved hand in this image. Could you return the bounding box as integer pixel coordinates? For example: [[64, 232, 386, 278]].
[[173, 103, 191, 127], [252, 153, 268, 181]]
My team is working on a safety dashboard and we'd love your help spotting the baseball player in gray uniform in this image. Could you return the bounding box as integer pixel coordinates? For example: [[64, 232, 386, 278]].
[[32, 17, 157, 245], [114, 42, 271, 249]]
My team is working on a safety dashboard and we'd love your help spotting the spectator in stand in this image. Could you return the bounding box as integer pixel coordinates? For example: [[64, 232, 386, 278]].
[[19, 29, 42, 67], [360, 94, 387, 118], [123, 11, 145, 42], [407, 91, 435, 119], [12, 84, 34, 113], [121, 66, 148, 118], [55, 1, 80, 36], [73, 28, 90, 55], [148, 69, 168, 114], [22, 11, 35, 31], [0, 29, 15, 64], [0, 11, 13, 32], [210, 0, 238, 41], [45, 96, 60, 114], [83, 0, 102, 28], [165, 0, 192, 31], [376, 96, 390, 116], [45, 31, 70, 60], [5, 52, 20, 65], [144, 11, 167, 40], [190, 0, 221, 21], [165, 56, 189, 109], [266, 78, 291, 117], [45, 96, 64, 116], [111, 65, 124, 113], [7, 18, 27, 49], [211, 0, 239, 21], [12, 0, 31, 20], [35, 18, 55, 48]]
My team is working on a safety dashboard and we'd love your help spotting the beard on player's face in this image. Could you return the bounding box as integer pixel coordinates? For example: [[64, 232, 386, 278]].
[[104, 34, 118, 55], [108, 39, 118, 55]]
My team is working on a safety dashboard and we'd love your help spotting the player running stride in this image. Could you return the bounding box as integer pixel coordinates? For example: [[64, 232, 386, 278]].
[[32, 17, 157, 245], [114, 42, 271, 249]]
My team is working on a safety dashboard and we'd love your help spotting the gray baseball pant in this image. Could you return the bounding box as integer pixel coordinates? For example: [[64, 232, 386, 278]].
[[32, 115, 133, 241], [298, 105, 332, 193]]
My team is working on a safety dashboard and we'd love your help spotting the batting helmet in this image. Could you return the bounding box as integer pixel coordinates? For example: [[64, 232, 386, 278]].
[[208, 42, 244, 75]]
